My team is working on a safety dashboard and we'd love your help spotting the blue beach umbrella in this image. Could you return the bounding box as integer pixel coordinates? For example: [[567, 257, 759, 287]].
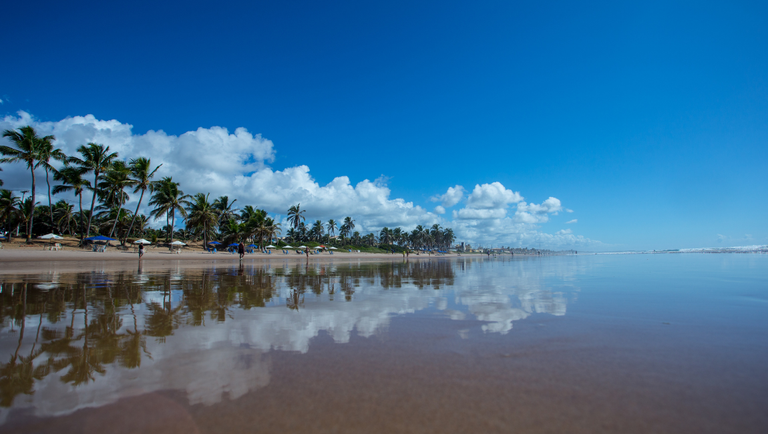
[[208, 241, 221, 245], [228, 243, 239, 247], [248, 244, 258, 247], [85, 235, 116, 242]]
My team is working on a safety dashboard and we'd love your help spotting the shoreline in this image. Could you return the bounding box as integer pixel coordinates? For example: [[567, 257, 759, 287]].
[[0, 248, 455, 274]]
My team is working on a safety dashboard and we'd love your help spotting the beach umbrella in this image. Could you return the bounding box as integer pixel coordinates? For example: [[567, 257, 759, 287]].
[[85, 235, 116, 242], [38, 233, 63, 240], [133, 239, 151, 244], [298, 245, 307, 249], [265, 245, 276, 248], [319, 245, 326, 248], [329, 247, 337, 250], [283, 245, 294, 248], [228, 243, 239, 247], [170, 241, 186, 246], [248, 244, 258, 247], [208, 241, 221, 245]]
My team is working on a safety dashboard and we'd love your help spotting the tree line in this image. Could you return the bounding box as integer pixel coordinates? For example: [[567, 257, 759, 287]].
[[1, 125, 455, 251]]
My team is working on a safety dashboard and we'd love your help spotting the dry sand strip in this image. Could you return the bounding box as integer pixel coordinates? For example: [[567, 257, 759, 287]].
[[0, 248, 452, 274]]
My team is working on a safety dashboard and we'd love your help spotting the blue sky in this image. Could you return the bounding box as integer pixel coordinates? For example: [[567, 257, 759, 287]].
[[1, 0, 766, 250]]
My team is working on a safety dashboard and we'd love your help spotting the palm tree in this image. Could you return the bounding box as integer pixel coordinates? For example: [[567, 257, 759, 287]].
[[36, 137, 66, 230], [52, 165, 90, 238], [379, 227, 392, 246], [148, 177, 189, 243], [98, 161, 135, 238], [213, 196, 238, 230], [68, 143, 118, 239], [287, 204, 306, 230], [326, 219, 337, 238], [310, 220, 324, 241], [1, 126, 54, 241], [340, 216, 355, 241], [0, 190, 21, 237], [186, 193, 219, 248], [52, 200, 76, 235], [125, 157, 161, 243]]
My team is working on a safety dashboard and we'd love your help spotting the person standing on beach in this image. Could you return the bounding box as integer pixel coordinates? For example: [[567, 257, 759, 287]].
[[238, 241, 245, 260], [139, 243, 144, 260]]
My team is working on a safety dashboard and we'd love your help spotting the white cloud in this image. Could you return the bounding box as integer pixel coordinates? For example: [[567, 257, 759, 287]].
[[465, 182, 522, 209], [0, 111, 601, 249], [556, 229, 572, 235], [566, 208, 573, 213], [430, 185, 465, 207], [566, 219, 577, 224]]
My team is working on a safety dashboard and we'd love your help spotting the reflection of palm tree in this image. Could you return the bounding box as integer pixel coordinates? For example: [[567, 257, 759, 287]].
[[286, 289, 304, 311], [145, 297, 184, 342]]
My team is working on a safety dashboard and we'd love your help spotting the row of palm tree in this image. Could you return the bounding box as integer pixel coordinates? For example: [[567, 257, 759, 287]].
[[1, 125, 457, 249]]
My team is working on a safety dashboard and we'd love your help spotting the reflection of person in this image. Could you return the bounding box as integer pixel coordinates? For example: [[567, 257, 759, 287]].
[[238, 241, 245, 259], [139, 243, 145, 259]]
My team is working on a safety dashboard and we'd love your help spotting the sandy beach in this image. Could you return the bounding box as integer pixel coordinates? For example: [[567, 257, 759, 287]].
[[0, 238, 450, 274]]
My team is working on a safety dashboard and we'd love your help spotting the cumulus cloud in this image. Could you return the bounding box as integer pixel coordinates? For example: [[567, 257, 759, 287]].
[[431, 185, 465, 207], [465, 182, 522, 209], [0, 111, 601, 249], [566, 219, 577, 224]]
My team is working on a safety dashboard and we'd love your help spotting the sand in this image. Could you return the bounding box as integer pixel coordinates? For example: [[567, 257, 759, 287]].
[[0, 239, 448, 274]]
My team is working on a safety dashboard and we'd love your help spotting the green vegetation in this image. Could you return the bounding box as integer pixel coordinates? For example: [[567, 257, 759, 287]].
[[1, 125, 456, 250]]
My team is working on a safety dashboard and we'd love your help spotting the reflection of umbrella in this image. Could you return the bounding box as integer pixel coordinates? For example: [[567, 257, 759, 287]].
[[133, 239, 151, 244], [208, 241, 221, 245], [85, 235, 116, 242], [170, 241, 186, 246], [38, 233, 63, 240], [265, 245, 276, 248], [329, 247, 337, 250]]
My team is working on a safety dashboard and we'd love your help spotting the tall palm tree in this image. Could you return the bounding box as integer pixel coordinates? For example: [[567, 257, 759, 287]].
[[35, 137, 66, 230], [125, 157, 161, 243], [68, 143, 118, 239], [1, 126, 53, 241], [310, 220, 324, 241], [52, 165, 90, 238], [53, 200, 76, 235], [340, 216, 355, 241], [213, 196, 238, 230], [148, 177, 189, 243], [326, 219, 337, 238], [287, 204, 306, 229], [186, 193, 219, 248], [98, 161, 135, 238]]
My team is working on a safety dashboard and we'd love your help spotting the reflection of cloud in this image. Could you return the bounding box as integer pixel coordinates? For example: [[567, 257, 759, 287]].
[[0, 257, 588, 422]]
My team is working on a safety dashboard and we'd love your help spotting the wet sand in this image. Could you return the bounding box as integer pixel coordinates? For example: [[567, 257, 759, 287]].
[[2, 254, 766, 433]]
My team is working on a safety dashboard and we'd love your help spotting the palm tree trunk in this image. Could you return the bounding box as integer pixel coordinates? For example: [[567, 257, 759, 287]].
[[27, 166, 36, 243], [46, 167, 54, 231], [125, 189, 145, 244], [78, 193, 85, 239], [109, 189, 123, 238], [170, 210, 175, 243], [85, 172, 99, 238]]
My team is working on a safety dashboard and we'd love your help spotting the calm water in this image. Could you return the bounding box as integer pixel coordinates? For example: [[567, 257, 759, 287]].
[[1, 254, 766, 433]]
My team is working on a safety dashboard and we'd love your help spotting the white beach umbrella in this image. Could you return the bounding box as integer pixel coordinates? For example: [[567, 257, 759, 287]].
[[329, 247, 337, 250], [133, 239, 152, 244], [170, 241, 187, 246], [298, 245, 307, 249], [38, 233, 63, 240], [265, 245, 276, 248], [283, 245, 294, 248]]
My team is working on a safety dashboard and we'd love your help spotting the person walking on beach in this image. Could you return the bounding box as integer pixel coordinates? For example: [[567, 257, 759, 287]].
[[238, 241, 245, 260], [138, 243, 145, 260]]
